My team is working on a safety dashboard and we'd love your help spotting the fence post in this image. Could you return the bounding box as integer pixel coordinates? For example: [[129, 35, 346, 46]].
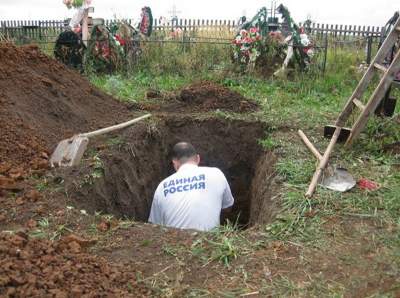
[[323, 33, 328, 73], [154, 18, 158, 31], [366, 36, 373, 65]]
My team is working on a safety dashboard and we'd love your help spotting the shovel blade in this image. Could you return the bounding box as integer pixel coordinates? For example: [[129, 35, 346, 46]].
[[321, 167, 356, 192], [50, 136, 89, 167]]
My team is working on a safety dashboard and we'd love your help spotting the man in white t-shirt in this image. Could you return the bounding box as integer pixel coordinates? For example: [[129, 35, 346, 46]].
[[148, 142, 234, 231]]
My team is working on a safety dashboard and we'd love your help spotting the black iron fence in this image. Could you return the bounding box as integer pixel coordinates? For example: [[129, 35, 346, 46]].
[[0, 18, 385, 41]]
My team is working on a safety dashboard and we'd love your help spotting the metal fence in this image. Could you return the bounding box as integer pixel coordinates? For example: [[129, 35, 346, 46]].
[[0, 18, 385, 40], [0, 17, 381, 74], [299, 22, 383, 39]]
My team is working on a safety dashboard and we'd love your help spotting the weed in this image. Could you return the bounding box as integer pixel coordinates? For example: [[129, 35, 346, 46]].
[[207, 235, 239, 266], [162, 245, 179, 257], [259, 137, 278, 150], [50, 224, 73, 240], [140, 239, 152, 247], [35, 178, 49, 192], [190, 221, 256, 267], [118, 219, 136, 229], [107, 136, 124, 147], [38, 217, 50, 229], [30, 218, 73, 240], [79, 153, 105, 187], [260, 275, 345, 297]]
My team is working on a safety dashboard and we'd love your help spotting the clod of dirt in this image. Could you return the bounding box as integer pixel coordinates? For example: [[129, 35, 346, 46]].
[[0, 43, 132, 174], [0, 233, 151, 296], [61, 116, 279, 228], [146, 89, 161, 99]]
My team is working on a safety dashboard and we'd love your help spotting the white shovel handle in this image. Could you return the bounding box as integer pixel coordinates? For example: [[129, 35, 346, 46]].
[[80, 114, 151, 138]]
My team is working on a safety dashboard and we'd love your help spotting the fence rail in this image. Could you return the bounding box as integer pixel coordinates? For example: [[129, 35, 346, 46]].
[[300, 23, 384, 38], [0, 18, 385, 40]]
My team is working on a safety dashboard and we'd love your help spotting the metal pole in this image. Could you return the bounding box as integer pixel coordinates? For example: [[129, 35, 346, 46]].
[[322, 33, 328, 73], [366, 36, 372, 65]]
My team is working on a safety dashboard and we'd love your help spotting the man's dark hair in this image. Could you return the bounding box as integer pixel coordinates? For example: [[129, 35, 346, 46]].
[[172, 142, 197, 161]]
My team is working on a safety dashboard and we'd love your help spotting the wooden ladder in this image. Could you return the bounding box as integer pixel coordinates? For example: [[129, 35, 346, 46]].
[[301, 17, 400, 197]]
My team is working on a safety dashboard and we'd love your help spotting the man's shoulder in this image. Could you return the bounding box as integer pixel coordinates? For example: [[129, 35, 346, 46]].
[[159, 172, 178, 187], [198, 166, 225, 177]]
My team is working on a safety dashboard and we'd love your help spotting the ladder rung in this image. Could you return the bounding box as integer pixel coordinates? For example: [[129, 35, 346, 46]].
[[374, 63, 388, 72], [352, 98, 365, 110]]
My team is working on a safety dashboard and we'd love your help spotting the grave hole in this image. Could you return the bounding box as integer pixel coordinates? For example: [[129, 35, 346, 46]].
[[64, 116, 279, 228]]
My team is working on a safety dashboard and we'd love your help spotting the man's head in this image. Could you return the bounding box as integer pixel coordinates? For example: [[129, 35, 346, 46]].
[[171, 142, 200, 171]]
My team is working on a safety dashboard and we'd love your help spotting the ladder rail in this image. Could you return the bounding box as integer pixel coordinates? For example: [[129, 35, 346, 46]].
[[335, 16, 400, 127]]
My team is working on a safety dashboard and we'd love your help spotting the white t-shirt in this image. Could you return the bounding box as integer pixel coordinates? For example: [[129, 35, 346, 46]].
[[148, 164, 234, 231]]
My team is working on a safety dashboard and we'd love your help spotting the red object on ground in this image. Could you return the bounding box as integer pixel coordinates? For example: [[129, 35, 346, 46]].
[[358, 178, 380, 191]]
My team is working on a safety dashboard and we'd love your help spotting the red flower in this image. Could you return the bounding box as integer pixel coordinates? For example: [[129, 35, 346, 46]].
[[114, 34, 126, 46], [249, 27, 259, 33]]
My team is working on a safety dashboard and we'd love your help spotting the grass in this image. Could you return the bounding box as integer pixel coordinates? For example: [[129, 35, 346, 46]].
[[90, 72, 193, 103], [190, 222, 246, 266]]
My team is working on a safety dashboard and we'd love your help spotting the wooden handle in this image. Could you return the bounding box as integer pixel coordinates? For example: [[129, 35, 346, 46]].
[[306, 127, 341, 197], [81, 114, 151, 138], [298, 130, 322, 161]]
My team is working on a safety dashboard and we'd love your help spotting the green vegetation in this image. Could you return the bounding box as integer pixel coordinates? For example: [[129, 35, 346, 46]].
[[30, 217, 73, 240]]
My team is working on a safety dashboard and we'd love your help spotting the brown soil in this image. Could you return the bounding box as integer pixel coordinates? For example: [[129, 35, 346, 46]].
[[178, 81, 258, 112], [136, 81, 259, 113], [0, 43, 132, 175], [0, 232, 151, 296], [59, 116, 278, 227]]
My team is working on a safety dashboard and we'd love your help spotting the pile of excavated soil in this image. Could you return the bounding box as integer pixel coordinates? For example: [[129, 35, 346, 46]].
[[178, 81, 259, 112], [0, 232, 151, 296], [0, 43, 132, 184], [139, 81, 259, 113]]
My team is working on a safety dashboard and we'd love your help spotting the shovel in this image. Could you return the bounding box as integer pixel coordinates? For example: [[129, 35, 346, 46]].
[[320, 167, 355, 192], [298, 130, 355, 193], [50, 114, 151, 167]]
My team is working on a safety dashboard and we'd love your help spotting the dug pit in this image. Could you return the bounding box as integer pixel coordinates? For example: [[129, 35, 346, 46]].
[[62, 116, 278, 228]]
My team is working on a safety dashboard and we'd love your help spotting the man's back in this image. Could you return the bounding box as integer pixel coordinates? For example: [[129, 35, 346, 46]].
[[149, 164, 234, 231]]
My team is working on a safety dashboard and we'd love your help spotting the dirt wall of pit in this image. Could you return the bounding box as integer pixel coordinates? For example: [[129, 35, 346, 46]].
[[60, 116, 279, 227]]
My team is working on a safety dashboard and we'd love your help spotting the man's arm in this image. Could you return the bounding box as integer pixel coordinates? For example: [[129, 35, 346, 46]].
[[148, 185, 163, 224], [221, 174, 234, 209]]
